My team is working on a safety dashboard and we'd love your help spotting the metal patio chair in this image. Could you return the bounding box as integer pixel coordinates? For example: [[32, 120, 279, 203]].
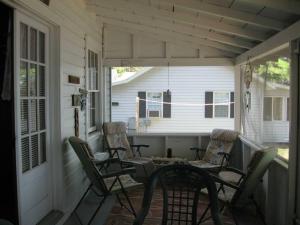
[[200, 147, 277, 225], [69, 136, 143, 225], [189, 129, 239, 171], [133, 164, 224, 225], [103, 122, 155, 179]]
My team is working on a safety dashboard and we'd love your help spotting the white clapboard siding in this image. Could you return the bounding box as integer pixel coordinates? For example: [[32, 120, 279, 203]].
[[112, 66, 235, 132], [15, 0, 102, 216]]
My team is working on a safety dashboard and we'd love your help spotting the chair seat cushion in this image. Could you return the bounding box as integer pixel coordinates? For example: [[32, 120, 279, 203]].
[[218, 171, 242, 185], [104, 174, 143, 193], [189, 160, 220, 169]]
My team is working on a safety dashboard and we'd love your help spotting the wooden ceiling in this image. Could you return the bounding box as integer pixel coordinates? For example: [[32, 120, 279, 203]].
[[86, 0, 300, 64]]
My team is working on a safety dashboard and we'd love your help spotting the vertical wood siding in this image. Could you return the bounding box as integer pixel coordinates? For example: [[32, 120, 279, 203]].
[[112, 66, 235, 132]]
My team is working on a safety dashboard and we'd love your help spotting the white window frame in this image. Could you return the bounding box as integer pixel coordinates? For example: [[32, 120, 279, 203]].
[[146, 91, 163, 118], [213, 91, 231, 118], [85, 41, 100, 134], [263, 96, 285, 121]]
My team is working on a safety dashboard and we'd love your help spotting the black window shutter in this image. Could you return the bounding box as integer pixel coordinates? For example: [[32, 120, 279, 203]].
[[163, 92, 171, 118], [230, 92, 234, 118], [205, 92, 213, 118], [138, 92, 146, 118]]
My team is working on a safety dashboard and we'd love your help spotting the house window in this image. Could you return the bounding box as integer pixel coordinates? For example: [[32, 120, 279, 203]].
[[214, 92, 230, 118], [287, 97, 290, 121], [147, 92, 162, 118], [138, 91, 171, 119], [263, 97, 283, 121], [87, 50, 99, 133], [205, 91, 234, 118]]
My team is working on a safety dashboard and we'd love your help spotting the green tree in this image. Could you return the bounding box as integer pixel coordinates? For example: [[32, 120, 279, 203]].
[[255, 57, 290, 85], [113, 67, 142, 77]]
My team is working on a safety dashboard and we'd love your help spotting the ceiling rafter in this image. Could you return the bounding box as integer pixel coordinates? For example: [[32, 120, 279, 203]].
[[99, 16, 239, 56], [154, 0, 287, 31], [87, 0, 268, 41], [104, 22, 237, 58], [95, 7, 246, 54], [90, 2, 255, 49], [237, 0, 300, 16]]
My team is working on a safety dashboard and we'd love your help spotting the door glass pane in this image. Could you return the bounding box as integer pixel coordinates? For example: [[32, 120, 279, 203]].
[[31, 134, 39, 168], [20, 61, 28, 97], [273, 97, 283, 120], [30, 28, 37, 61], [39, 66, 45, 96], [263, 97, 272, 121], [30, 100, 38, 132], [21, 100, 29, 135], [29, 64, 37, 96], [40, 132, 46, 163], [89, 93, 96, 127], [39, 32, 45, 63], [21, 137, 30, 172], [20, 23, 28, 59], [39, 99, 46, 130]]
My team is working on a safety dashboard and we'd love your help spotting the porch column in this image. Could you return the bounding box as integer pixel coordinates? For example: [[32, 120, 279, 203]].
[[234, 65, 242, 132]]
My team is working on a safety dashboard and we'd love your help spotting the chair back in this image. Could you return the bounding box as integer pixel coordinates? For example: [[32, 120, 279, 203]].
[[202, 129, 239, 165], [231, 147, 277, 206], [69, 136, 109, 194], [133, 165, 223, 225], [103, 122, 133, 159]]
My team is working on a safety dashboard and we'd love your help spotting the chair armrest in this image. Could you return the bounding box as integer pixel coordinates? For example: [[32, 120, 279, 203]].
[[108, 147, 127, 151], [130, 144, 149, 157], [210, 173, 240, 190], [190, 147, 206, 152], [102, 167, 137, 178], [131, 144, 149, 148], [222, 167, 246, 177]]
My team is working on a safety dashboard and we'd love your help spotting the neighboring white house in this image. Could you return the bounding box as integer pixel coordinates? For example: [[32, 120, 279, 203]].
[[243, 75, 290, 144], [112, 66, 235, 133]]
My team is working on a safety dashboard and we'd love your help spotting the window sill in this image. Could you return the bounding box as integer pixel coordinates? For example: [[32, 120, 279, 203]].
[[274, 157, 288, 170], [88, 131, 101, 141]]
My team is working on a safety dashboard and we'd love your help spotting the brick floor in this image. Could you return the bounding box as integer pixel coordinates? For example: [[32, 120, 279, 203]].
[[106, 187, 235, 225]]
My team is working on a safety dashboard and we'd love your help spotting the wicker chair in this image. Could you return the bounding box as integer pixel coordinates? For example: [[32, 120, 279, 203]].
[[189, 129, 239, 170], [133, 164, 224, 225], [69, 136, 143, 225], [103, 122, 155, 179]]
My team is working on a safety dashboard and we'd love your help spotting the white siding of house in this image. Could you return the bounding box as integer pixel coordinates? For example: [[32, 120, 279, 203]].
[[112, 66, 235, 132], [263, 89, 289, 143], [10, 0, 102, 219], [243, 77, 289, 143]]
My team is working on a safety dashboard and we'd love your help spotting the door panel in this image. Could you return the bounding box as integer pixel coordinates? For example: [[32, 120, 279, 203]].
[[15, 12, 52, 225]]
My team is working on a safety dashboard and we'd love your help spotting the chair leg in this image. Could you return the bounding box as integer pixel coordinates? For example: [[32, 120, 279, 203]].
[[116, 193, 125, 208], [72, 184, 92, 225], [118, 178, 137, 217], [251, 197, 267, 225], [87, 195, 108, 225]]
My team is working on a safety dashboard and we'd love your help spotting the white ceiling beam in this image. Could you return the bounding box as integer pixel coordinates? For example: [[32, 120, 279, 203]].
[[237, 0, 300, 15], [155, 0, 287, 31], [104, 58, 234, 66], [104, 22, 237, 58], [94, 5, 254, 50], [97, 9, 245, 54], [101, 17, 238, 57], [87, 0, 268, 41], [236, 20, 300, 64]]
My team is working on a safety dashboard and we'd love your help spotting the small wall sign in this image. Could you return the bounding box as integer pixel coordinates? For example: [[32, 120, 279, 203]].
[[68, 75, 80, 84]]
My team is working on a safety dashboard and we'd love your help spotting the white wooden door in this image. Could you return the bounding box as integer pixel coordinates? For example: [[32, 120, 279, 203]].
[[15, 12, 52, 225]]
